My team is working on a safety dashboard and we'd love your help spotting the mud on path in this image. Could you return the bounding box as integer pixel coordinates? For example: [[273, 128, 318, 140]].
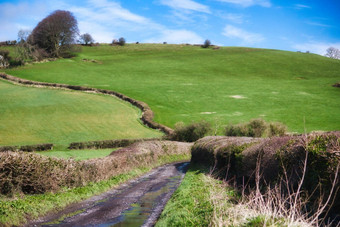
[[29, 162, 189, 227]]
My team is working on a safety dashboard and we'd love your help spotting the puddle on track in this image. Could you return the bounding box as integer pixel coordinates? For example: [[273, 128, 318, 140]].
[[102, 175, 182, 227]]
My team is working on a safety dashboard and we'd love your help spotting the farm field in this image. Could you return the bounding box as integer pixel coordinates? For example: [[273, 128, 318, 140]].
[[4, 44, 340, 133], [37, 148, 115, 160], [0, 79, 162, 147]]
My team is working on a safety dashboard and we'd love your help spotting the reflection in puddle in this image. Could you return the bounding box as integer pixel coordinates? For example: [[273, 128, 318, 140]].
[[100, 164, 187, 227]]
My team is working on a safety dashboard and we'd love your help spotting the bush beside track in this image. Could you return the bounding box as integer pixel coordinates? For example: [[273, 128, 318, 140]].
[[0, 140, 191, 196], [191, 132, 340, 221]]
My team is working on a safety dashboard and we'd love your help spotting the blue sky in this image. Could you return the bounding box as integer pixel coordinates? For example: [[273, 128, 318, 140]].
[[0, 0, 339, 55]]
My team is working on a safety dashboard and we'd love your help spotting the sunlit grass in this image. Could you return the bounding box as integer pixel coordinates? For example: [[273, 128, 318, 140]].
[[5, 44, 339, 133]]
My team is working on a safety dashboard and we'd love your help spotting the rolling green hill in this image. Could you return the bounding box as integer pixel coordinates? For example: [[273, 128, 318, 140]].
[[0, 79, 162, 146], [4, 44, 340, 133]]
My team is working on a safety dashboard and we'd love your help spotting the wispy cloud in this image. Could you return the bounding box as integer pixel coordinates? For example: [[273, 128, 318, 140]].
[[159, 0, 211, 13], [292, 42, 340, 55], [305, 21, 330, 27], [216, 0, 271, 8], [294, 4, 311, 9], [222, 25, 265, 44], [145, 29, 204, 44], [218, 13, 245, 24], [72, 0, 204, 44]]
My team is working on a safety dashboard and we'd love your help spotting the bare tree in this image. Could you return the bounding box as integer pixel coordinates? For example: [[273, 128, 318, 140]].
[[30, 10, 79, 57], [80, 33, 94, 45], [325, 47, 340, 59], [17, 29, 31, 43]]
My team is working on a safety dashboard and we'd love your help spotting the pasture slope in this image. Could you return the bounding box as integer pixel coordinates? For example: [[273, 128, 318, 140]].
[[0, 78, 162, 147], [5, 44, 340, 133]]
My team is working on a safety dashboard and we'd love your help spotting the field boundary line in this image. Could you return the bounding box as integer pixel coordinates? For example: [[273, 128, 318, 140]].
[[0, 73, 173, 135]]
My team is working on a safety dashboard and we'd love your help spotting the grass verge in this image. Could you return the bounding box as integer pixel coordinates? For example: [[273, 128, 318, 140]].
[[156, 164, 215, 227], [0, 153, 190, 226]]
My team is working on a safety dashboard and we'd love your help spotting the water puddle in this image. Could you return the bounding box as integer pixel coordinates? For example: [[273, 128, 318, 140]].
[[103, 163, 189, 227], [102, 175, 182, 227]]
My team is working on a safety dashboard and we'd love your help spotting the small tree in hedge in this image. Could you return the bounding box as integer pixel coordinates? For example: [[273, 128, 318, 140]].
[[202, 39, 211, 48], [0, 50, 10, 68], [169, 121, 211, 142], [118, 37, 126, 46]]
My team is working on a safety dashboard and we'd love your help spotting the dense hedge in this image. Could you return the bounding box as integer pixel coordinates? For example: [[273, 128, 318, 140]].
[[191, 133, 340, 219], [0, 73, 173, 135], [0, 144, 53, 152], [0, 141, 191, 195], [68, 138, 157, 150]]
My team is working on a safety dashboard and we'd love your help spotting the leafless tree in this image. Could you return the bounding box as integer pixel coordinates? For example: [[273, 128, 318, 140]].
[[325, 47, 340, 59], [17, 29, 31, 43], [30, 10, 79, 57], [80, 33, 94, 45]]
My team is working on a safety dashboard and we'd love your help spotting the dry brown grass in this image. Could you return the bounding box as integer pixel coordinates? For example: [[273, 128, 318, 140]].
[[0, 140, 191, 196], [191, 132, 340, 225]]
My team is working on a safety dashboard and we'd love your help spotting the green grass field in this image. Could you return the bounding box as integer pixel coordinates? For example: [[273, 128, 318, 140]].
[[0, 79, 162, 146], [37, 148, 115, 160], [4, 44, 340, 133]]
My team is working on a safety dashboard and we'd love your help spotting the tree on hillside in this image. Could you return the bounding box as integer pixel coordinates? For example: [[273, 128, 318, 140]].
[[80, 33, 94, 45], [202, 39, 211, 48], [30, 10, 79, 57], [325, 47, 340, 59], [118, 37, 126, 46]]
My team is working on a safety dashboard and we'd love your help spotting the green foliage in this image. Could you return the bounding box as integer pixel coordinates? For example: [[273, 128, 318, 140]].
[[225, 119, 286, 137], [169, 121, 211, 142], [268, 122, 287, 137]]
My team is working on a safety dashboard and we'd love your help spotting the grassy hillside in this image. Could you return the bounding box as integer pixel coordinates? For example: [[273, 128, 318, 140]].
[[5, 44, 340, 133], [0, 79, 162, 146]]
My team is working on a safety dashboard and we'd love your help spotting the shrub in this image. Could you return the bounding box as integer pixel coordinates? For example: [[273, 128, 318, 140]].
[[0, 50, 10, 68], [268, 122, 287, 137], [202, 39, 211, 48], [225, 119, 287, 138], [168, 121, 211, 142], [248, 118, 267, 137], [0, 140, 191, 195], [191, 133, 340, 223], [118, 37, 126, 46], [225, 123, 249, 137]]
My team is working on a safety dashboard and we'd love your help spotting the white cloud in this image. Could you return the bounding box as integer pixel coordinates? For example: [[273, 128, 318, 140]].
[[144, 29, 204, 44], [305, 21, 330, 27], [216, 0, 271, 7], [292, 42, 340, 55], [159, 0, 211, 13], [222, 25, 264, 44], [294, 4, 311, 9], [220, 13, 245, 24], [71, 0, 204, 44]]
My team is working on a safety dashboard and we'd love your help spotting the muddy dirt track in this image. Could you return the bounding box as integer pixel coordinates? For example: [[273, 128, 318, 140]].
[[29, 162, 189, 227]]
